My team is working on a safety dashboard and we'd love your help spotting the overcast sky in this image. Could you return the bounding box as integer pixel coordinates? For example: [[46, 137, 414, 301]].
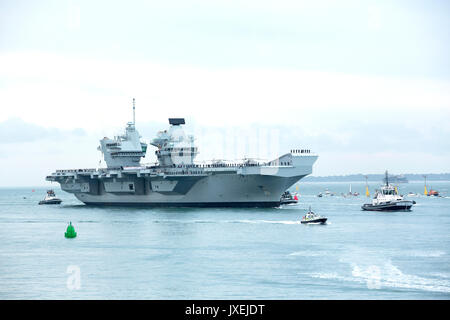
[[0, 0, 449, 186]]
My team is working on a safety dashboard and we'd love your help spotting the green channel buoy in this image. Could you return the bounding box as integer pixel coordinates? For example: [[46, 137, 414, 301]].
[[65, 222, 77, 238]]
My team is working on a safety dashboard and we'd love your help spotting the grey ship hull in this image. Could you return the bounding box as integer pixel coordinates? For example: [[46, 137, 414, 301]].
[[74, 174, 305, 207], [47, 154, 317, 207]]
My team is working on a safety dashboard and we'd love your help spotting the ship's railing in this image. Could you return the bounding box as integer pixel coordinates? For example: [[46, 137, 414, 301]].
[[143, 160, 293, 170], [163, 170, 206, 176], [54, 160, 293, 174], [148, 162, 268, 169], [52, 152, 314, 177], [290, 149, 312, 154], [55, 168, 97, 173], [141, 151, 318, 170]]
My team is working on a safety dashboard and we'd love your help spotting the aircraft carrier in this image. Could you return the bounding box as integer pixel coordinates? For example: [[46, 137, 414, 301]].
[[46, 101, 318, 207]]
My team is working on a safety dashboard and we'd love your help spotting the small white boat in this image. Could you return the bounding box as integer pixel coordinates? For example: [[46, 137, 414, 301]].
[[39, 190, 62, 205], [407, 192, 419, 197]]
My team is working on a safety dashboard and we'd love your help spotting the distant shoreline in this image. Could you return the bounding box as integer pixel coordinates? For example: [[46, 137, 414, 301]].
[[303, 173, 450, 182]]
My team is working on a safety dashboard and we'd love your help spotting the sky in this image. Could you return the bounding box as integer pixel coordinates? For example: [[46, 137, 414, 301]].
[[0, 0, 449, 186]]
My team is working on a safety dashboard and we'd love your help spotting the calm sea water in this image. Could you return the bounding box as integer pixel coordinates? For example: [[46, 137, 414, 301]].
[[1, 181, 449, 299]]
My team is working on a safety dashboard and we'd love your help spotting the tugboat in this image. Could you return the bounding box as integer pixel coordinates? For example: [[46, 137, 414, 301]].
[[301, 206, 327, 224], [38, 190, 62, 205], [361, 171, 415, 211], [280, 191, 298, 205]]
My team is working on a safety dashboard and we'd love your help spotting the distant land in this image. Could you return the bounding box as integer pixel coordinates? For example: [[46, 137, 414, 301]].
[[303, 173, 450, 182]]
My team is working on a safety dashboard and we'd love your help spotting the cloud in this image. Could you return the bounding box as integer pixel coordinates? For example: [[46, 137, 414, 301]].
[[0, 119, 96, 186], [0, 51, 449, 184], [0, 52, 449, 131], [0, 117, 86, 144]]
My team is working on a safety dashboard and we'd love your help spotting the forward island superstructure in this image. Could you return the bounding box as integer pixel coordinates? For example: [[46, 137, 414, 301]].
[[47, 102, 318, 207]]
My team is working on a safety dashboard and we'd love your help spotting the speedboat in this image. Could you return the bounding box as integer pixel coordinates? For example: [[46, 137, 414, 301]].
[[280, 191, 298, 205], [38, 190, 62, 205], [301, 207, 327, 224], [362, 171, 415, 211]]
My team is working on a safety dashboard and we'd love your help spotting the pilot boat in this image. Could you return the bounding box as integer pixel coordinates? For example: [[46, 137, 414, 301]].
[[280, 191, 298, 205], [361, 171, 415, 211], [301, 207, 327, 224], [38, 190, 62, 205]]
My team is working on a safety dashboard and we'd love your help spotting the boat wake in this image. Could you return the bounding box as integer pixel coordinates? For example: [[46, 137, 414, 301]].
[[401, 250, 446, 258], [232, 219, 300, 225], [288, 251, 323, 257], [151, 219, 301, 225], [307, 261, 450, 294]]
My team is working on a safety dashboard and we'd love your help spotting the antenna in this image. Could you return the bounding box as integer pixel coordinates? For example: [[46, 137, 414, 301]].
[[132, 98, 136, 125]]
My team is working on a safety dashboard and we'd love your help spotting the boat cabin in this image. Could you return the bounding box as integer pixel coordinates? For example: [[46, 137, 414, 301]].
[[381, 186, 397, 195]]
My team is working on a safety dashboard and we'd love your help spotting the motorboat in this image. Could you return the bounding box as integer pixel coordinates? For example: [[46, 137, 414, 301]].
[[407, 192, 419, 197], [427, 188, 439, 197], [301, 207, 327, 224], [280, 191, 298, 205], [38, 190, 62, 205], [361, 171, 415, 211]]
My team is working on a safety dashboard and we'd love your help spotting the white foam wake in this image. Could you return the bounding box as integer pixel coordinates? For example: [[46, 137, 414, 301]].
[[288, 251, 323, 257], [309, 262, 450, 293], [232, 219, 300, 225], [402, 250, 446, 258], [350, 262, 450, 293]]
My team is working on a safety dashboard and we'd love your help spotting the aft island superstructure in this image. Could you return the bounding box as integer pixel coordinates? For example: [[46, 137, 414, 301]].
[[47, 104, 318, 207]]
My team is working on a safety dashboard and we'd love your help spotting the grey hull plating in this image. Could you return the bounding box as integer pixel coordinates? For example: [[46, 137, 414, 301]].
[[83, 201, 281, 208], [71, 172, 308, 207]]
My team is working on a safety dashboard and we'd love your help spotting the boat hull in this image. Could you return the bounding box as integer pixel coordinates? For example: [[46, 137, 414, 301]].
[[280, 200, 298, 205], [39, 199, 62, 205], [71, 173, 307, 208], [361, 200, 415, 211], [301, 218, 327, 224], [83, 201, 281, 208]]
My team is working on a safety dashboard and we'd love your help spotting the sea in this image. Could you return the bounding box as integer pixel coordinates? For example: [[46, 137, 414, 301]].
[[0, 181, 449, 300]]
